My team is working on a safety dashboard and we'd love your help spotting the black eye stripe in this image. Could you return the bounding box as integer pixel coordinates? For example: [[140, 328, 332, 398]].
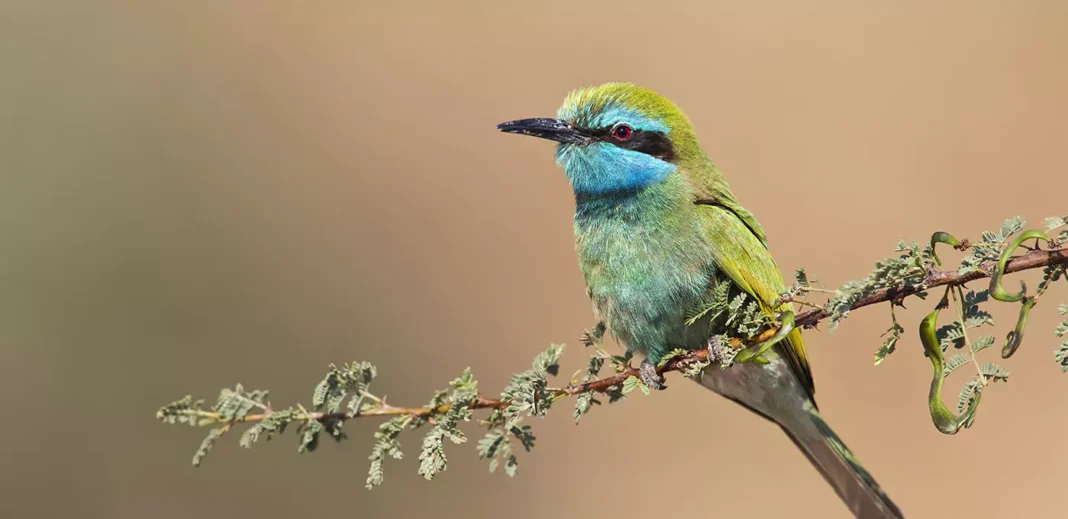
[[590, 127, 675, 161]]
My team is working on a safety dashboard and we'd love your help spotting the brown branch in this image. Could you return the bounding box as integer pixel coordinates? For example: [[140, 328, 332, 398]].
[[193, 247, 1068, 426], [794, 247, 1068, 327]]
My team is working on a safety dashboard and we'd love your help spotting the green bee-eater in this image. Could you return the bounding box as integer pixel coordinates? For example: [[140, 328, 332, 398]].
[[499, 83, 902, 518]]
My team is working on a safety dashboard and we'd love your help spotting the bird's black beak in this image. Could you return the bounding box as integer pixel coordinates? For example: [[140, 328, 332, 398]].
[[496, 118, 590, 144]]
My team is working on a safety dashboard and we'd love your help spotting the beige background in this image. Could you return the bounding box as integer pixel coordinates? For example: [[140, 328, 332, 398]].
[[2, 1, 1067, 517]]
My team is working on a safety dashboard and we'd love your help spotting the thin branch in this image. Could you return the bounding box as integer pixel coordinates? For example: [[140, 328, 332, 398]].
[[795, 247, 1068, 327], [181, 247, 1068, 425]]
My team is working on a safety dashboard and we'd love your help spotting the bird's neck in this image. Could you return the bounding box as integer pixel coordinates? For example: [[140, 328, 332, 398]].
[[572, 174, 710, 264], [573, 173, 693, 226]]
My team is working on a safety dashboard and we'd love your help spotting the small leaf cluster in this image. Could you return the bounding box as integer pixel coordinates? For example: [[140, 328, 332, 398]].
[[873, 308, 904, 365], [935, 290, 995, 354], [476, 345, 563, 476], [418, 368, 479, 480], [573, 355, 604, 423], [957, 363, 1011, 413], [958, 216, 1026, 275], [303, 361, 381, 452], [655, 345, 719, 378], [155, 384, 274, 466], [366, 416, 408, 488], [687, 279, 772, 342], [826, 240, 932, 332]]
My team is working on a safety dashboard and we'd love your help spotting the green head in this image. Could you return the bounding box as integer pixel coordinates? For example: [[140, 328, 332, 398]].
[[498, 83, 705, 196]]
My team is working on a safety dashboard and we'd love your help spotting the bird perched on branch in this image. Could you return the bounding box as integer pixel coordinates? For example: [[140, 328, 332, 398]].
[[498, 82, 902, 518]]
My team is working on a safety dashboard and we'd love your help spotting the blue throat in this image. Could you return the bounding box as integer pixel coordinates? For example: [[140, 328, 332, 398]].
[[555, 142, 677, 196]]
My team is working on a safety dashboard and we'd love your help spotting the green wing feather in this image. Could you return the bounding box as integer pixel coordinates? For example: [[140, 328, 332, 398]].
[[696, 200, 814, 398]]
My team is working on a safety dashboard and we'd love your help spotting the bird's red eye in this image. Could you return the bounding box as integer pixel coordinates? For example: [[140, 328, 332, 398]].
[[612, 124, 633, 141]]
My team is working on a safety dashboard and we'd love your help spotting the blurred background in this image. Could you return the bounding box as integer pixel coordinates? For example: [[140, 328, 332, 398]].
[[2, 1, 1067, 517]]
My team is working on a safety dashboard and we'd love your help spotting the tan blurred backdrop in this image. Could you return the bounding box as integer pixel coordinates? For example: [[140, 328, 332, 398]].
[[2, 1, 1067, 517]]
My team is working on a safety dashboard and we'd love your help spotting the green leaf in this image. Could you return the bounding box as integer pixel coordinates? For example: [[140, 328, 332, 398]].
[[573, 355, 605, 423], [417, 428, 448, 480], [874, 318, 904, 366], [415, 367, 480, 481], [1000, 216, 1025, 239], [240, 408, 296, 448], [533, 344, 565, 378], [298, 420, 323, 454], [313, 361, 377, 414], [477, 430, 505, 459], [682, 357, 712, 378], [1055, 340, 1068, 373], [687, 281, 727, 326], [192, 427, 227, 467], [501, 345, 564, 424], [503, 455, 519, 477], [971, 335, 996, 354], [573, 392, 596, 423], [827, 242, 927, 332], [1055, 306, 1068, 373], [980, 362, 1010, 382], [656, 348, 689, 369], [605, 383, 626, 403], [957, 376, 983, 413], [366, 415, 408, 489], [510, 425, 536, 452], [214, 384, 268, 421], [961, 217, 1026, 274], [609, 350, 634, 372], [156, 395, 205, 426], [944, 353, 971, 375]]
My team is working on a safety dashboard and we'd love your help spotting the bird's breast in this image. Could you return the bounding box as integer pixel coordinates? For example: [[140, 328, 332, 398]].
[[572, 195, 714, 358]]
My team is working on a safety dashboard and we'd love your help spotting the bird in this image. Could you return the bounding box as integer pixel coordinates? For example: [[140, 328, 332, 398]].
[[497, 82, 902, 518]]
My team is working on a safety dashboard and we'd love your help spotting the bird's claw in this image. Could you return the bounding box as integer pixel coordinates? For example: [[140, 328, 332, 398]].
[[706, 336, 726, 365], [639, 360, 666, 390]]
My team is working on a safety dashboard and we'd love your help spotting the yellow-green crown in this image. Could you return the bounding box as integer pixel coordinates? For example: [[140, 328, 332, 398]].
[[556, 82, 701, 159]]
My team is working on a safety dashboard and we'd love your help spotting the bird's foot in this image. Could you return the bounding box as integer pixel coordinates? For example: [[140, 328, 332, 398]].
[[638, 359, 666, 390], [706, 335, 730, 365]]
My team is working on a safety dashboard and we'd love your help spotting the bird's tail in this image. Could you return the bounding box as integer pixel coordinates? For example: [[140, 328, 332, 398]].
[[696, 357, 901, 517], [782, 404, 903, 519]]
